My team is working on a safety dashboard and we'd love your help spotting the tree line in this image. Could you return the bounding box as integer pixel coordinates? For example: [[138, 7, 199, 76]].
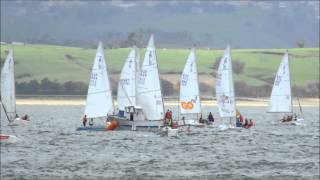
[[15, 77, 319, 98]]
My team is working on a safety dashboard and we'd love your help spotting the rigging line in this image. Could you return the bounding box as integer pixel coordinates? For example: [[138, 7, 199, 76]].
[[0, 100, 17, 135]]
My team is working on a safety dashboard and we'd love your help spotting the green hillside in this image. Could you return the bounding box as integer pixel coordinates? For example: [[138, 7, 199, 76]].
[[0, 44, 319, 87]]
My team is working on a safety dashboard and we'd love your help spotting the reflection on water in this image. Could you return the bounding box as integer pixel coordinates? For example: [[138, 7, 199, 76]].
[[1, 105, 319, 179]]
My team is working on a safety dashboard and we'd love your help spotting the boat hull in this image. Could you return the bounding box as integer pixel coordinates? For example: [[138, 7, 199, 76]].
[[108, 115, 163, 130], [0, 134, 18, 143]]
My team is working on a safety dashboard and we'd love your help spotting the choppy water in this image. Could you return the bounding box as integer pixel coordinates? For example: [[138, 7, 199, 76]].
[[1, 105, 319, 180]]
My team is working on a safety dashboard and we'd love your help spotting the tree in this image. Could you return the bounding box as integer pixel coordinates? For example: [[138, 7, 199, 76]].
[[161, 79, 176, 96]]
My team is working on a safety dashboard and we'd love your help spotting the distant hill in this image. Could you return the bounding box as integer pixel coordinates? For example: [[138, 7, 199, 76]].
[[1, 1, 319, 48], [0, 44, 318, 85]]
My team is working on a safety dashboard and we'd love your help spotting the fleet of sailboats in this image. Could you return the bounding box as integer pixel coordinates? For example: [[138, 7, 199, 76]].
[[1, 36, 308, 135]]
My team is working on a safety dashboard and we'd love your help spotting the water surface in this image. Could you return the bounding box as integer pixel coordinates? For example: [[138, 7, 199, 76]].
[[1, 105, 319, 179]]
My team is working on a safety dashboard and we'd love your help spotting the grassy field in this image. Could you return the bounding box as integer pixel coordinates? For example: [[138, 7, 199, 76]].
[[0, 44, 319, 87]]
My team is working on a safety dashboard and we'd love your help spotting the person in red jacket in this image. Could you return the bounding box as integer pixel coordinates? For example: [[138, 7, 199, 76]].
[[246, 119, 254, 128]]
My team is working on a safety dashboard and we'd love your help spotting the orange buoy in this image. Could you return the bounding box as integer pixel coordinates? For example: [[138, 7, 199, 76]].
[[106, 119, 119, 131]]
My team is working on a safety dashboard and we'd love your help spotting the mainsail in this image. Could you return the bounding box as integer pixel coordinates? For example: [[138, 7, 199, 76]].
[[268, 50, 292, 113], [179, 48, 201, 114], [137, 35, 164, 120], [215, 46, 236, 118], [84, 42, 114, 118], [1, 49, 16, 121], [117, 48, 139, 111]]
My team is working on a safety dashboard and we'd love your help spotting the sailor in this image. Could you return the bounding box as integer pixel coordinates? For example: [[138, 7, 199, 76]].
[[181, 116, 186, 126], [168, 110, 173, 120], [21, 114, 29, 121], [208, 112, 214, 122], [236, 118, 242, 127], [82, 115, 87, 127], [172, 121, 178, 129], [199, 115, 203, 123], [130, 112, 134, 121], [164, 109, 170, 125], [293, 113, 297, 121], [89, 118, 94, 126], [168, 118, 173, 127], [242, 118, 248, 127], [246, 119, 254, 128], [15, 114, 19, 118]]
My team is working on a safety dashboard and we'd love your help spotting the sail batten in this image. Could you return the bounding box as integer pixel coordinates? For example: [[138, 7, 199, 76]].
[[137, 35, 164, 120], [1, 49, 16, 121], [268, 51, 292, 113], [215, 46, 236, 118], [179, 48, 201, 115], [84, 42, 114, 118]]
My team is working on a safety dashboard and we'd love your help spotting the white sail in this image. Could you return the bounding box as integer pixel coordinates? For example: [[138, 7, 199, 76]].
[[215, 46, 236, 117], [268, 51, 292, 113], [84, 42, 114, 118], [117, 48, 139, 111], [1, 49, 16, 121], [179, 48, 201, 114], [137, 35, 164, 120]]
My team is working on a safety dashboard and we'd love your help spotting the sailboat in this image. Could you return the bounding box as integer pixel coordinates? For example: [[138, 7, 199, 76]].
[[1, 49, 29, 126], [178, 48, 203, 126], [110, 35, 164, 130], [215, 45, 238, 129], [117, 47, 140, 118], [77, 42, 114, 131], [268, 50, 304, 124]]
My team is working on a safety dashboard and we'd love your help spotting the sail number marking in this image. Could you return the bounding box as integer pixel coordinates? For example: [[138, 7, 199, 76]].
[[138, 70, 147, 84], [181, 74, 189, 86], [181, 101, 194, 109], [90, 73, 98, 86]]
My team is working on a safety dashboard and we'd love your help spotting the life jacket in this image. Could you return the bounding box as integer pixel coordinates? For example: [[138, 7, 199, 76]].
[[246, 121, 254, 128], [165, 112, 170, 119], [239, 115, 244, 123], [168, 111, 173, 119]]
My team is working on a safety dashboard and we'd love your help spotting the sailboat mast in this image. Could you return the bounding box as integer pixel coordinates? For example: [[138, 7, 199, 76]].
[[134, 47, 138, 106], [155, 52, 165, 119], [287, 50, 293, 114], [194, 48, 202, 120], [12, 49, 16, 115], [297, 96, 304, 119]]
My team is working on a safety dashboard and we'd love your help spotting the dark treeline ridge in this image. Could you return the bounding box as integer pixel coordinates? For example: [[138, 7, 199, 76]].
[[16, 78, 319, 98]]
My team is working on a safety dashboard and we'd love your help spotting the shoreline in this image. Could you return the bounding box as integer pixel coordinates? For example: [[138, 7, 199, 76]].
[[15, 98, 319, 107]]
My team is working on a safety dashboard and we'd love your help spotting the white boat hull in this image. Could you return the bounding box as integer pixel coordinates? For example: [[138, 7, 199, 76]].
[[109, 116, 163, 130], [8, 118, 30, 126], [0, 134, 19, 144], [161, 127, 178, 137]]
